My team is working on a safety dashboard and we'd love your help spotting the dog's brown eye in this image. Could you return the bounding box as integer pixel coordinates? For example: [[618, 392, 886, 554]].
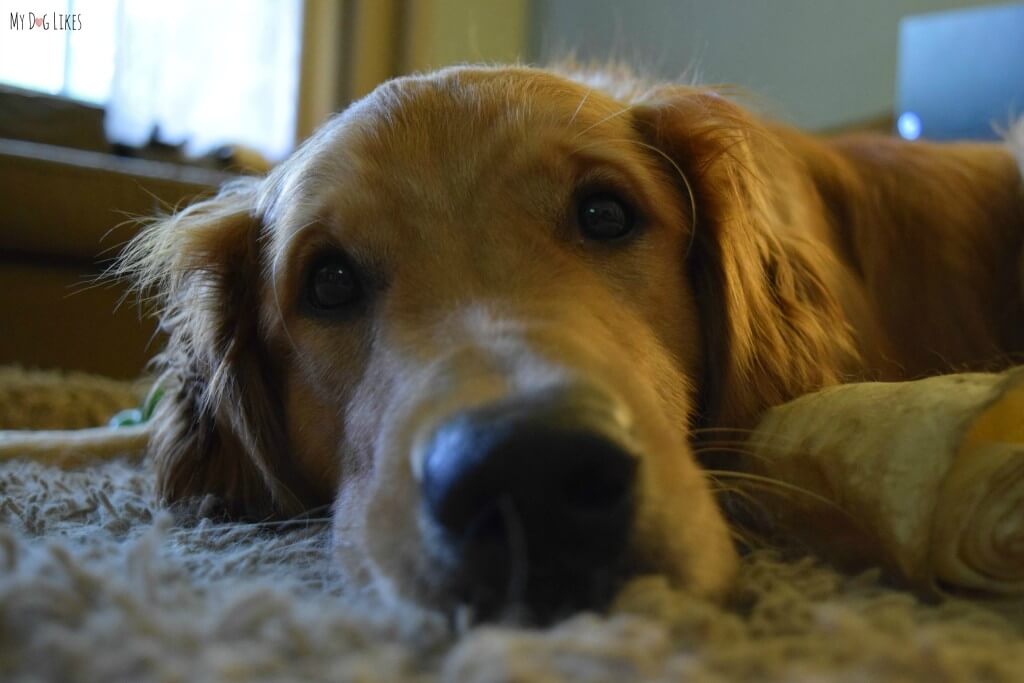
[[578, 194, 634, 240], [307, 256, 359, 311]]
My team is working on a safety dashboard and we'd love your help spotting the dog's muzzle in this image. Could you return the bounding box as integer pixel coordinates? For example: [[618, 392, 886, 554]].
[[418, 388, 638, 619]]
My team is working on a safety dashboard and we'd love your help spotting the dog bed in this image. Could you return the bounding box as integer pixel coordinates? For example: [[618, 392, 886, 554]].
[[2, 366, 1024, 682]]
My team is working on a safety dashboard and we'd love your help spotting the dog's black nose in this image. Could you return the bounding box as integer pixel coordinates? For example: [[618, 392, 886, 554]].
[[419, 390, 637, 617]]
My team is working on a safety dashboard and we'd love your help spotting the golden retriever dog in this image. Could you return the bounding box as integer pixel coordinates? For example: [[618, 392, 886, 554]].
[[113, 65, 1023, 622]]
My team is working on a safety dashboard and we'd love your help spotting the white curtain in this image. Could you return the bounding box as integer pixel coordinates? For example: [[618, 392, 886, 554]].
[[105, 0, 302, 161]]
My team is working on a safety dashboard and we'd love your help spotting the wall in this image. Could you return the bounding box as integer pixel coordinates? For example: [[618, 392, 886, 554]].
[[402, 0, 528, 73], [529, 0, 1004, 129]]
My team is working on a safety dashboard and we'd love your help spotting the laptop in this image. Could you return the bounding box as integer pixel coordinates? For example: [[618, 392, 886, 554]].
[[895, 2, 1024, 141]]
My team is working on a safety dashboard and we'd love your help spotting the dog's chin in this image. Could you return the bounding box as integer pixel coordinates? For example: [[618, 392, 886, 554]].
[[356, 521, 730, 628], [447, 551, 646, 627], [341, 466, 738, 625], [341, 469, 739, 625], [447, 573, 630, 629], [387, 554, 649, 629]]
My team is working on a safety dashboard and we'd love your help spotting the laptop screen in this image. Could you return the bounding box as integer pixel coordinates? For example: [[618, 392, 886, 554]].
[[895, 3, 1024, 141]]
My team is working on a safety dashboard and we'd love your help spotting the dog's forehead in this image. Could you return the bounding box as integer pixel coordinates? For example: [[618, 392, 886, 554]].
[[346, 70, 632, 181], [351, 67, 626, 150], [263, 68, 653, 248]]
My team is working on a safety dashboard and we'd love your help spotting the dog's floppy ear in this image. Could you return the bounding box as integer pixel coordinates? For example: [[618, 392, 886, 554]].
[[632, 88, 860, 428], [121, 180, 309, 519]]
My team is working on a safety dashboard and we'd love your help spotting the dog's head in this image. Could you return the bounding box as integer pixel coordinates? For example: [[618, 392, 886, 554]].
[[123, 66, 854, 621]]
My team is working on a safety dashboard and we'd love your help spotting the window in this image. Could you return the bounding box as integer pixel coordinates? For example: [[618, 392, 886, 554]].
[[1, 0, 302, 160], [0, 0, 115, 103]]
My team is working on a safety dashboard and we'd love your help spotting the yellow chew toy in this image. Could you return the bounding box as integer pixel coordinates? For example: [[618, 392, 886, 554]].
[[746, 367, 1024, 594]]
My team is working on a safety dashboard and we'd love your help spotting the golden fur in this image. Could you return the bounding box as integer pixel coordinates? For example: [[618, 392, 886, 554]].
[[120, 65, 1024, 613]]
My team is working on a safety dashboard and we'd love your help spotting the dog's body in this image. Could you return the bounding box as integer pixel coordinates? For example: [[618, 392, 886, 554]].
[[34, 65, 1024, 620]]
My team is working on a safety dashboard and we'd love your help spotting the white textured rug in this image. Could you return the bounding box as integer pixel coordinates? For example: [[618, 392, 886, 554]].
[[2, 367, 1024, 682]]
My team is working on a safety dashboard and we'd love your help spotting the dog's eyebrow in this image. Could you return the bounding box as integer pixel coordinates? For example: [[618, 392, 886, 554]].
[[272, 193, 365, 253], [567, 149, 652, 204], [280, 211, 390, 279], [573, 162, 638, 191]]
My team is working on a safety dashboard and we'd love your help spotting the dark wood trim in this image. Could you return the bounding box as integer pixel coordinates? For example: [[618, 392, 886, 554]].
[[0, 85, 108, 152], [0, 137, 234, 263]]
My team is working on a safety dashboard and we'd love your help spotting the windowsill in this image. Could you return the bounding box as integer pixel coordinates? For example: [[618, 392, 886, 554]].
[[0, 85, 109, 153], [0, 137, 235, 264], [1, 137, 234, 188]]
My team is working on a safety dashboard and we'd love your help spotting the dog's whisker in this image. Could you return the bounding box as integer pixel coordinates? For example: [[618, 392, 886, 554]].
[[626, 139, 700, 257], [692, 440, 772, 452], [567, 88, 592, 127], [692, 447, 775, 469], [692, 432, 811, 456], [692, 431, 815, 456], [717, 511, 768, 549], [172, 502, 335, 532], [572, 103, 636, 139], [691, 426, 764, 436], [702, 469, 854, 520], [238, 517, 333, 530], [709, 476, 874, 553], [710, 482, 775, 516], [168, 518, 333, 536]]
